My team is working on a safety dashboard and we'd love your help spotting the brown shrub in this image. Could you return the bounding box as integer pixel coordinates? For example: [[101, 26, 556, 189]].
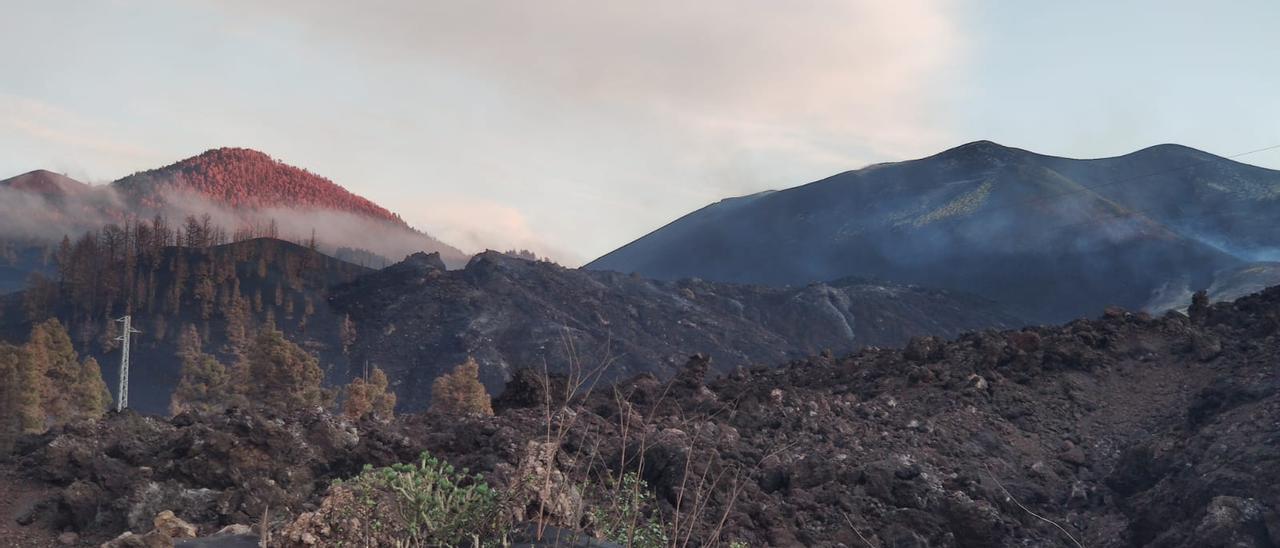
[[430, 358, 493, 416]]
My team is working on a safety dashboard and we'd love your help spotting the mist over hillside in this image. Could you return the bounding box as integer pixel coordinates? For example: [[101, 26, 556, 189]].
[[588, 141, 1280, 322], [0, 148, 469, 278]]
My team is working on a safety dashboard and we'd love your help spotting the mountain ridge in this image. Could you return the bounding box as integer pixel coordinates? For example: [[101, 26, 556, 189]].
[[587, 141, 1280, 321], [328, 248, 1023, 411]]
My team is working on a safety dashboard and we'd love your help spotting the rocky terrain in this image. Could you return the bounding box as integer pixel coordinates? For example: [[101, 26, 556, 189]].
[[588, 141, 1280, 323], [329, 250, 1022, 411], [4, 285, 1277, 546]]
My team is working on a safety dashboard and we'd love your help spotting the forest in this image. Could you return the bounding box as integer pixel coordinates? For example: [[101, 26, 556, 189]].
[[0, 214, 371, 413]]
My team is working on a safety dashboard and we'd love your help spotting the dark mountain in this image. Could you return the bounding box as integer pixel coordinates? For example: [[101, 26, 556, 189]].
[[330, 250, 1021, 411], [1038, 144, 1280, 260], [0, 237, 1018, 415], [588, 141, 1280, 322]]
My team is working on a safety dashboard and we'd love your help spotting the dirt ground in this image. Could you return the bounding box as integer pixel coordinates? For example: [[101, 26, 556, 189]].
[[0, 465, 72, 547]]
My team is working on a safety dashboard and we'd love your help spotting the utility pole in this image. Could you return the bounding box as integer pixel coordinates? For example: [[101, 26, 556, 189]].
[[115, 316, 141, 412]]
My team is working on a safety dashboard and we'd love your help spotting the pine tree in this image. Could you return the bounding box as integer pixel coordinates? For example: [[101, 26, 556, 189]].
[[22, 320, 109, 427], [342, 377, 372, 420], [429, 358, 493, 416], [342, 365, 396, 420], [339, 314, 357, 355], [0, 343, 40, 453], [0, 343, 41, 433], [194, 260, 216, 320], [170, 326, 236, 415], [369, 366, 396, 417], [28, 319, 83, 425], [22, 273, 56, 321], [222, 295, 251, 360], [240, 327, 325, 413], [74, 357, 111, 421]]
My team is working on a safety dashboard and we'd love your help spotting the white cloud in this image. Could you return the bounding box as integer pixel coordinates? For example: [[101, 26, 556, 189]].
[[408, 196, 582, 265], [1, 1, 965, 261], [196, 0, 965, 258], [0, 94, 160, 181], [211, 1, 959, 157]]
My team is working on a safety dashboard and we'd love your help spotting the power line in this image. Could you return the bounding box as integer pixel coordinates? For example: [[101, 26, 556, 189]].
[[115, 316, 141, 412]]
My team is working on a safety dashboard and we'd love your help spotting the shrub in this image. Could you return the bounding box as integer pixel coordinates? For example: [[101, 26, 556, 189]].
[[239, 327, 325, 413], [591, 472, 670, 548], [170, 325, 238, 415], [343, 366, 396, 420], [430, 358, 493, 416], [74, 357, 112, 419], [317, 452, 507, 546]]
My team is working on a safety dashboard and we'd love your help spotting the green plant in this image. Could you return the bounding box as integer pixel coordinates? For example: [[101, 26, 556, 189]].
[[592, 472, 670, 548], [350, 452, 507, 547]]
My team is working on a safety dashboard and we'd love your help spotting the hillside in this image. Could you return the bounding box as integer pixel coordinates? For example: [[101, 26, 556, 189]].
[[330, 250, 1022, 411], [113, 148, 403, 225], [5, 282, 1277, 546], [0, 149, 470, 286], [0, 238, 1017, 415], [0, 237, 370, 413], [112, 148, 470, 266], [588, 141, 1280, 322], [0, 170, 89, 198], [0, 242, 53, 295]]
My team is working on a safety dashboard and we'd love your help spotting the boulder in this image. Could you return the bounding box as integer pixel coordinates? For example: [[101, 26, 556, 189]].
[[153, 510, 198, 539], [100, 531, 174, 548], [1188, 496, 1270, 547]]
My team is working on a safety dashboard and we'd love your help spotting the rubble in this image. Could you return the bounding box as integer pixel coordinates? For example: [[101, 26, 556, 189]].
[[5, 287, 1280, 546]]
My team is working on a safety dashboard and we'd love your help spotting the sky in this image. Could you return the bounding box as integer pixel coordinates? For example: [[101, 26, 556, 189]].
[[2, 0, 1278, 265]]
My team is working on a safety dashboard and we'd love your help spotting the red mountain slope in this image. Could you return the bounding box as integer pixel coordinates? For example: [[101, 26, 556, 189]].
[[112, 148, 407, 226]]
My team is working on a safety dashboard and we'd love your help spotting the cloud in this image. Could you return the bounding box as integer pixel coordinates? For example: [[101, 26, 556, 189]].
[[1, 1, 965, 261], [407, 196, 582, 265], [208, 1, 959, 159], [0, 94, 160, 180], [194, 0, 965, 257]]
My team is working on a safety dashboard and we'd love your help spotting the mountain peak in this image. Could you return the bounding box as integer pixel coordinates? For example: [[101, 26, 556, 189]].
[[933, 140, 1023, 160], [0, 169, 90, 196], [1125, 143, 1218, 161], [112, 147, 408, 227], [187, 147, 275, 163]]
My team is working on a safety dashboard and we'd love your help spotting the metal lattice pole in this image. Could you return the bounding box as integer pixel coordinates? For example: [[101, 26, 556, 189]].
[[115, 316, 141, 412]]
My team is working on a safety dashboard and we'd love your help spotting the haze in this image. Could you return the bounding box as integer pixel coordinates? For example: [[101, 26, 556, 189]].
[[2, 0, 1278, 264]]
